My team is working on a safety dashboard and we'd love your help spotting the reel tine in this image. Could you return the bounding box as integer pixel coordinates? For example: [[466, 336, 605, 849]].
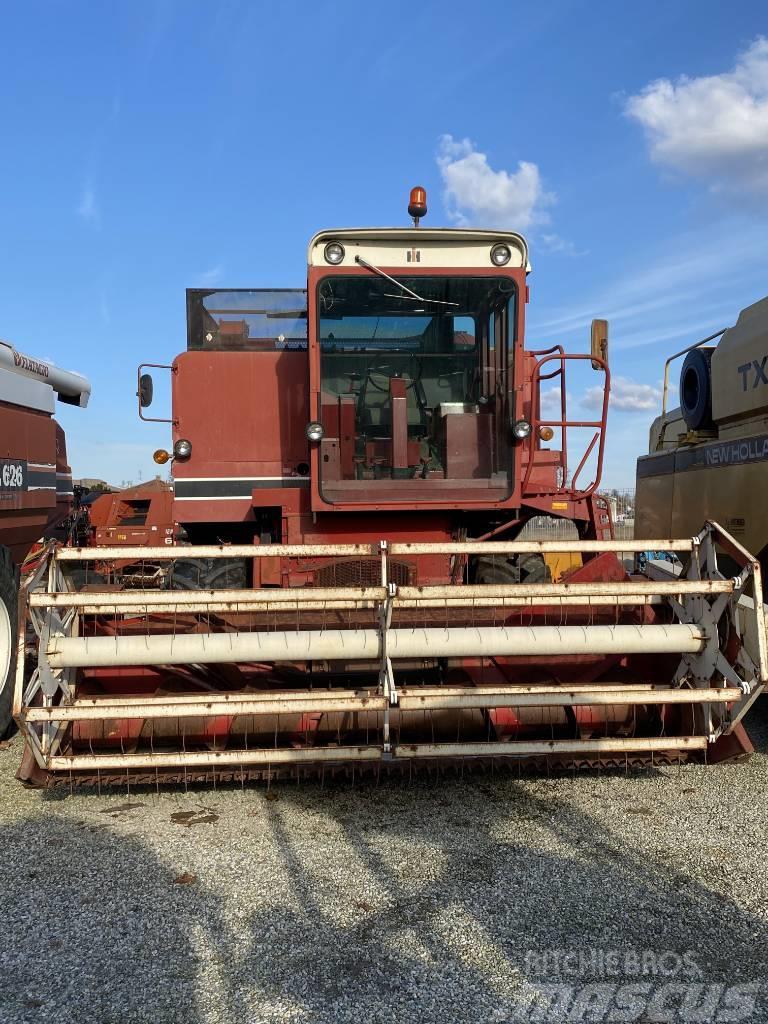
[[182, 724, 188, 795]]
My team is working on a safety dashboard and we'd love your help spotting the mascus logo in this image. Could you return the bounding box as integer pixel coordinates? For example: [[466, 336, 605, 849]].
[[737, 356, 768, 391]]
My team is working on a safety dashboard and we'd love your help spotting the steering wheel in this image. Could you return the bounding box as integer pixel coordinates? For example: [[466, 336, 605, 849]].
[[366, 363, 422, 393]]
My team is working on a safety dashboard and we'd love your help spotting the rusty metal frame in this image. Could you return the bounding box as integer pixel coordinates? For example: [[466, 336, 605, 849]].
[[22, 686, 739, 724]]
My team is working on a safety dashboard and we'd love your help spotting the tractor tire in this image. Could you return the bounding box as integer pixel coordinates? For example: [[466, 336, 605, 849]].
[[680, 347, 715, 431], [473, 553, 551, 585], [168, 557, 247, 591], [0, 547, 19, 737], [473, 555, 521, 585], [519, 554, 551, 583]]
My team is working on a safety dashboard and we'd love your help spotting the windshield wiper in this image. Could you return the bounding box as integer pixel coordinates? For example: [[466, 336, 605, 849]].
[[354, 256, 459, 307]]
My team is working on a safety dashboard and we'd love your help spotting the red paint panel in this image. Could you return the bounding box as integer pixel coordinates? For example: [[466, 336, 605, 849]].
[[442, 413, 493, 479], [172, 350, 310, 478], [0, 401, 65, 563]]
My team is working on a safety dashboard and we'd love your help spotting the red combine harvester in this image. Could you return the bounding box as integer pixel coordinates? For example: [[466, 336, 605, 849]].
[[13, 190, 767, 786], [0, 338, 90, 735], [66, 480, 177, 588], [87, 479, 175, 550]]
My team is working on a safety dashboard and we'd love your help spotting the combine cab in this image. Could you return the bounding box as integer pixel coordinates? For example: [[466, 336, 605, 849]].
[[12, 191, 768, 786]]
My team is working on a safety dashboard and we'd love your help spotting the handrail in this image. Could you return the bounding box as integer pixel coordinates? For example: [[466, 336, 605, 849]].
[[661, 328, 729, 415], [523, 352, 610, 500], [530, 344, 565, 382]]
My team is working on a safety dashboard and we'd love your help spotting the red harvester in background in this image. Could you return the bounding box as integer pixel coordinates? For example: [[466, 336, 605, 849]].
[[0, 339, 90, 734]]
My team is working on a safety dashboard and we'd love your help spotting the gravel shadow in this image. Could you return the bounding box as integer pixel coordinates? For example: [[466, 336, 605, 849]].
[[1, 701, 767, 1022], [234, 781, 768, 1022], [0, 816, 215, 1024]]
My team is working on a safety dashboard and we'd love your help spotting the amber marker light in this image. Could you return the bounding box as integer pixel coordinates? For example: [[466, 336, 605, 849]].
[[539, 426, 555, 441], [153, 449, 171, 465], [408, 186, 427, 226]]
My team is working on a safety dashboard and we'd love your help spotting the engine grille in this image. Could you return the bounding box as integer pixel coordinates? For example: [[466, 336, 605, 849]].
[[314, 558, 414, 588]]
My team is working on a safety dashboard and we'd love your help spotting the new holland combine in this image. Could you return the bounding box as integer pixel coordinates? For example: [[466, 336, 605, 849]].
[[13, 190, 767, 787], [636, 294, 768, 576]]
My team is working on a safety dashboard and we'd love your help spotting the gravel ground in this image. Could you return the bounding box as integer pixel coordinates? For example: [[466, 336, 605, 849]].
[[1, 707, 768, 1024]]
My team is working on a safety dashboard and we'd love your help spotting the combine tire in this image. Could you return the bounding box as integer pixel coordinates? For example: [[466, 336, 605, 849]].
[[0, 547, 19, 737], [473, 553, 551, 585]]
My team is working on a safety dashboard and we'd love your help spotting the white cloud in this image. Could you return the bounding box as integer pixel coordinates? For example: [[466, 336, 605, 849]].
[[583, 376, 664, 413], [77, 182, 99, 225], [625, 37, 768, 193], [540, 385, 565, 413], [437, 135, 555, 231]]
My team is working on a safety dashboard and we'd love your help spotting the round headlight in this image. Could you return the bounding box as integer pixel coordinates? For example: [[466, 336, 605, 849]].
[[306, 421, 324, 442], [490, 243, 511, 266], [513, 419, 532, 440], [324, 241, 345, 265], [173, 438, 192, 459]]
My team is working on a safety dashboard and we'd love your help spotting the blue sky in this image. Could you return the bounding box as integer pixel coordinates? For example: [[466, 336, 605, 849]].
[[1, 1, 767, 488]]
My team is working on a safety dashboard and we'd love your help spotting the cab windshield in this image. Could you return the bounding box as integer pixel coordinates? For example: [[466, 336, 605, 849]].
[[317, 274, 515, 503]]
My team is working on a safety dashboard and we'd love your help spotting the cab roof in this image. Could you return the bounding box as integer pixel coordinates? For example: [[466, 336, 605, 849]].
[[308, 227, 530, 272]]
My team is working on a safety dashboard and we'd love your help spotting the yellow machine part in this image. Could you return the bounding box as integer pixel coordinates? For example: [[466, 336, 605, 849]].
[[544, 551, 583, 580]]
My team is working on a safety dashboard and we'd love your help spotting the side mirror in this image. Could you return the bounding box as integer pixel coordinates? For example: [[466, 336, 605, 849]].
[[138, 373, 154, 408], [590, 318, 608, 369]]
